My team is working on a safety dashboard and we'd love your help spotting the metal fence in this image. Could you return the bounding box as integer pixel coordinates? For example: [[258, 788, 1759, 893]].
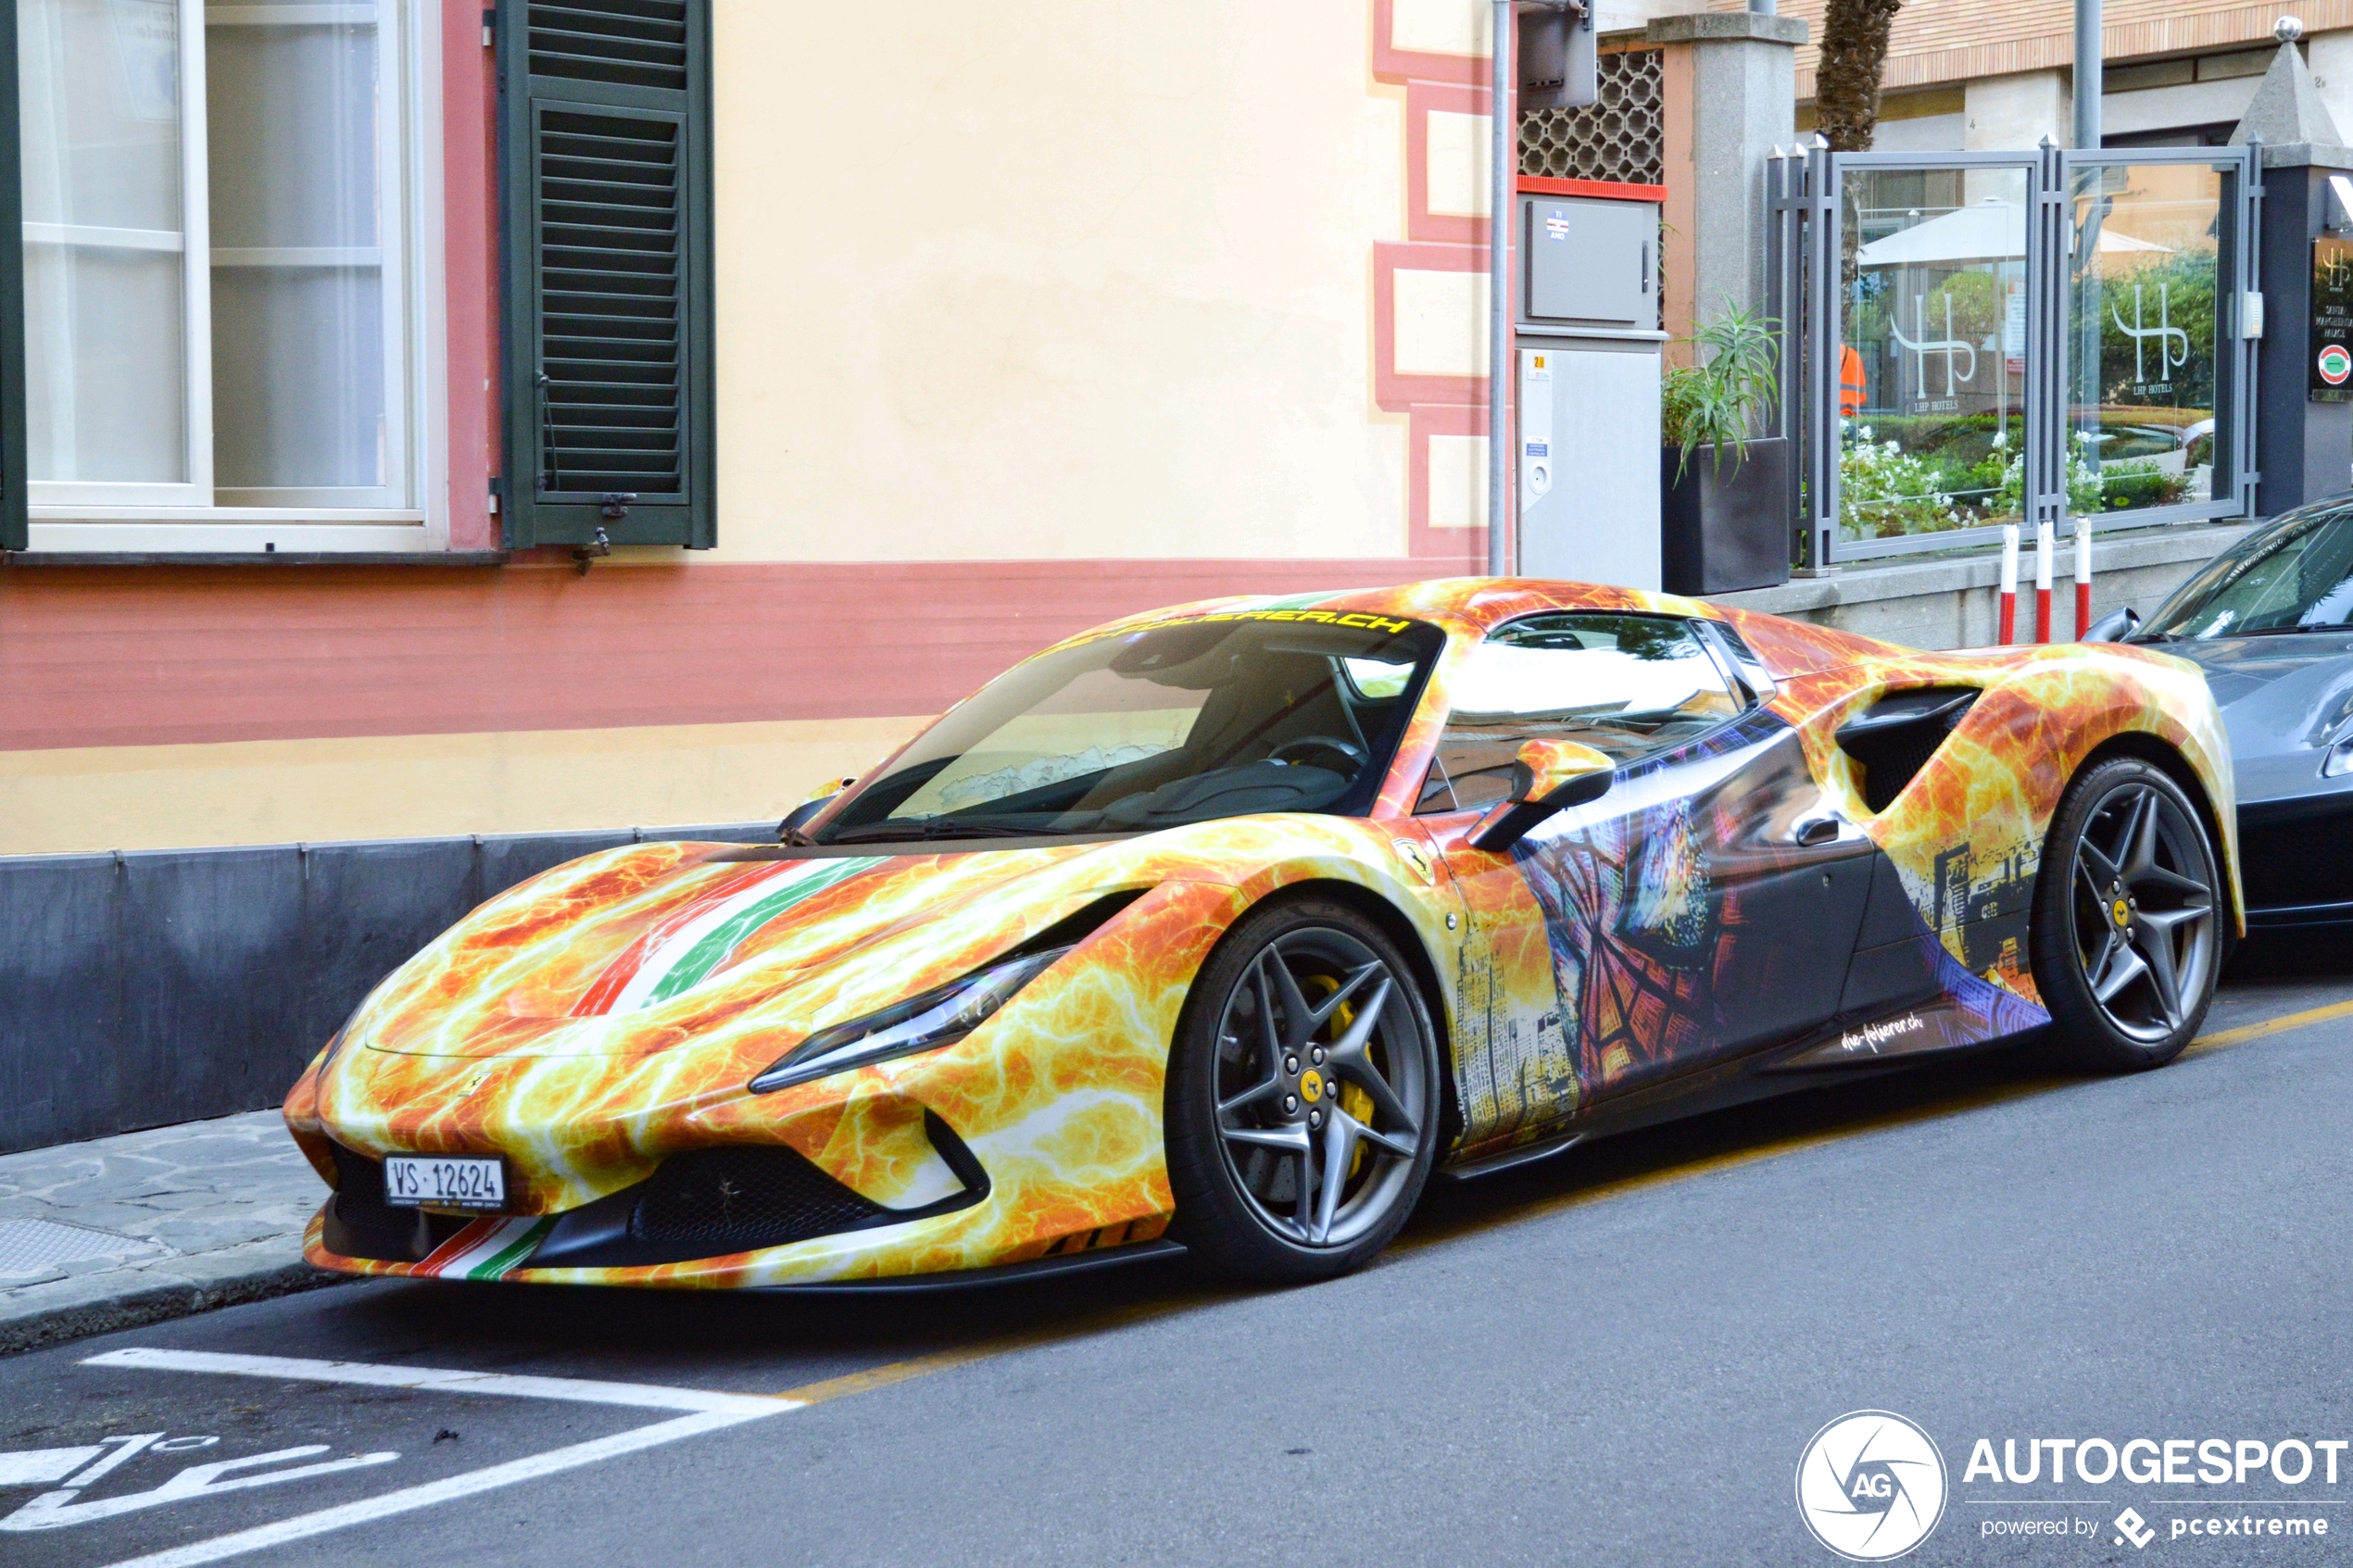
[[1768, 140, 2262, 568]]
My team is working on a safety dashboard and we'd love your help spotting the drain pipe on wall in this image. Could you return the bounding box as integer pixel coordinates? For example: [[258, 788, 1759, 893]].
[[1488, 0, 1515, 576], [2073, 0, 2101, 147]]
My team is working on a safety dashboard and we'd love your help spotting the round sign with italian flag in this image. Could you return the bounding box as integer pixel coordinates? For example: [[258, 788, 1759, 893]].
[[2321, 344, 2353, 385]]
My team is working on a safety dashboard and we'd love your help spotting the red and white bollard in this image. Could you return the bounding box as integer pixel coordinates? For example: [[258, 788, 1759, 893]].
[[2074, 517, 2094, 640], [1998, 523, 2020, 644], [2034, 517, 2056, 645]]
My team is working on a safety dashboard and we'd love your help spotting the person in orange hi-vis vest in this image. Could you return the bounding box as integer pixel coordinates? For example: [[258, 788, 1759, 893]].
[[1839, 344, 1868, 417]]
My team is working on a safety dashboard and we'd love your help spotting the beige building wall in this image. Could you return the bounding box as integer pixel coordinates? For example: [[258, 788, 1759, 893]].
[[707, 1, 1440, 567], [0, 719, 927, 856], [7, 0, 1535, 857]]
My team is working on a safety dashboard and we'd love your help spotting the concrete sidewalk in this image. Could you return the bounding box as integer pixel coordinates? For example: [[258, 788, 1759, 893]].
[[0, 1110, 334, 1356]]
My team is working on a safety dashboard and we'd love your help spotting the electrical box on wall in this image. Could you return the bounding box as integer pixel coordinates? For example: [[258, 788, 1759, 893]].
[[1524, 196, 1656, 330], [1517, 343, 1661, 590], [1514, 182, 1667, 592], [1517, 2, 1597, 113]]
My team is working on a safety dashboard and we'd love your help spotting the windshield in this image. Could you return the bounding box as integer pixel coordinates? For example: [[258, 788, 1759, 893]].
[[817, 613, 1445, 843], [2140, 503, 2353, 640]]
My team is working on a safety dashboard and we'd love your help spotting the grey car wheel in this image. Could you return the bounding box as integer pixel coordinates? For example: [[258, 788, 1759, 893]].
[[1166, 898, 1440, 1281], [2033, 757, 2222, 1070]]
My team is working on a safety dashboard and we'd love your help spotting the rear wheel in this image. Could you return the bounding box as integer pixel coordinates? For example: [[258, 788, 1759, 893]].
[[2031, 757, 2222, 1071], [1165, 898, 1441, 1282]]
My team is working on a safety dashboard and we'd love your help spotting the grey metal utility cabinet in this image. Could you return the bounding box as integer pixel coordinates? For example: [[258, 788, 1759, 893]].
[[1515, 182, 1667, 589]]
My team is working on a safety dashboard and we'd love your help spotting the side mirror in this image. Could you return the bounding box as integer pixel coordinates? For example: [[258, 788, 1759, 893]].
[[2082, 606, 2141, 644], [778, 776, 857, 844], [1467, 739, 1614, 853]]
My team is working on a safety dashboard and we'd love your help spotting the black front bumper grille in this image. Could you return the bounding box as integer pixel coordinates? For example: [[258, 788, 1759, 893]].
[[319, 1114, 988, 1273], [522, 1111, 990, 1271], [628, 1145, 895, 1255]]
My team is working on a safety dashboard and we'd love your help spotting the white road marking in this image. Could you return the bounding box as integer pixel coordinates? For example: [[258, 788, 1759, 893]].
[[5, 1446, 400, 1531], [90, 1411, 770, 1568], [68, 1435, 162, 1488], [64, 1348, 798, 1568], [82, 1347, 793, 1415], [0, 1446, 105, 1486]]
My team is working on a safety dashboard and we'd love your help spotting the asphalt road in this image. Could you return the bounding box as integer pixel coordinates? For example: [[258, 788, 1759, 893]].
[[6, 939, 2352, 1568]]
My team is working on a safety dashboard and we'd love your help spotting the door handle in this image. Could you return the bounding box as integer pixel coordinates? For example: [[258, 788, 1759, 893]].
[[1793, 817, 1840, 847]]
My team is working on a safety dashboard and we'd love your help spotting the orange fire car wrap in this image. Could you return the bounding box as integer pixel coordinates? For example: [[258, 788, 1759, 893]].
[[287, 578, 2236, 1289]]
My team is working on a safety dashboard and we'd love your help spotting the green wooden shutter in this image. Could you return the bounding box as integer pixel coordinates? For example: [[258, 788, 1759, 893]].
[[0, 6, 27, 554], [498, 0, 713, 548]]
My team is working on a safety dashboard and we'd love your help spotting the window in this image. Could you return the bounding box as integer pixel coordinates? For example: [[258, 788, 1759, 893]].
[[820, 617, 1445, 842], [497, 0, 712, 549], [1417, 613, 1745, 813], [12, 0, 436, 550]]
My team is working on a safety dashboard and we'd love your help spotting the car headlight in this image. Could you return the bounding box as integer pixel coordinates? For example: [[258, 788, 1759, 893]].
[[749, 947, 1071, 1094], [2326, 736, 2353, 778]]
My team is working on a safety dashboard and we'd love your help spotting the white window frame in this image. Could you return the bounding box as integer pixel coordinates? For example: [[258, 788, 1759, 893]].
[[24, 0, 447, 554]]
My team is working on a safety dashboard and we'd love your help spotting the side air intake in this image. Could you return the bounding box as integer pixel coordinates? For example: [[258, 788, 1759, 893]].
[[1835, 688, 1981, 813]]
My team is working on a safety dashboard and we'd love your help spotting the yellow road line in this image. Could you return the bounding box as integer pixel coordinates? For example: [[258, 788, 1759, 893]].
[[1390, 1078, 2064, 1254], [777, 1295, 1216, 1408], [2182, 997, 2353, 1057], [774, 991, 2353, 1404]]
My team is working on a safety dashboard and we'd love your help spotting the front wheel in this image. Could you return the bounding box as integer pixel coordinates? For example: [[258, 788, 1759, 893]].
[[2030, 757, 2223, 1071], [1164, 898, 1441, 1282]]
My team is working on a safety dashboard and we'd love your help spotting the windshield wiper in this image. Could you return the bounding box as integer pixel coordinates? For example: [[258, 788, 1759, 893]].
[[2216, 623, 2353, 639]]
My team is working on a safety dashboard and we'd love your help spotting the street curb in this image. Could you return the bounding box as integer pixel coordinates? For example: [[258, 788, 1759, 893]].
[[0, 1238, 349, 1359]]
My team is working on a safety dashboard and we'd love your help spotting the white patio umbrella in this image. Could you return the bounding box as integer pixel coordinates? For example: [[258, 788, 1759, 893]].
[[1856, 196, 2174, 266]]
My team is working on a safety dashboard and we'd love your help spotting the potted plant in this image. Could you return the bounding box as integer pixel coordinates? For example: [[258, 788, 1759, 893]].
[[1659, 304, 1788, 595]]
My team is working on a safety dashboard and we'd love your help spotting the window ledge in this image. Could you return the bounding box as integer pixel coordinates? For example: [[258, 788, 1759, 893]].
[[22, 518, 454, 557], [4, 551, 509, 568]]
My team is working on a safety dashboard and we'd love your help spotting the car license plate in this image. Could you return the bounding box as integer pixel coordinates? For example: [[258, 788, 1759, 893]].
[[383, 1156, 506, 1210]]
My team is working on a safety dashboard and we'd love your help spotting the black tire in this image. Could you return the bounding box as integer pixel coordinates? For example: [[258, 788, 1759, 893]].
[[1165, 897, 1441, 1283], [2030, 756, 2224, 1072]]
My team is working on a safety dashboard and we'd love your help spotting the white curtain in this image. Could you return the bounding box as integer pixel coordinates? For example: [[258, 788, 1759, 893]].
[[18, 0, 190, 484], [206, 0, 384, 491]]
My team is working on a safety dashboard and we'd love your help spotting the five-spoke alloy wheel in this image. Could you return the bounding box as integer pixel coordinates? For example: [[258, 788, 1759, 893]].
[[2032, 757, 2223, 1070], [1166, 898, 1441, 1281]]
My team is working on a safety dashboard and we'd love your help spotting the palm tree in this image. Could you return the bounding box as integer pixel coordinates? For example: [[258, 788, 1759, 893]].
[[1815, 0, 1904, 151]]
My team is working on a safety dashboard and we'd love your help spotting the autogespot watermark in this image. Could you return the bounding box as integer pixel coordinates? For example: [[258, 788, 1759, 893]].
[[1796, 1411, 1949, 1561], [1797, 1414, 2345, 1558]]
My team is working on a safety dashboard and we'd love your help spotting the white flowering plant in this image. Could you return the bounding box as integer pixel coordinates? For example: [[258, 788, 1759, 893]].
[[1839, 422, 1960, 538]]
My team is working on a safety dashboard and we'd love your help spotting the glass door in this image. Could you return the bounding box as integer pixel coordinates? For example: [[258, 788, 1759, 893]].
[[2062, 149, 2256, 528], [1834, 157, 2038, 558]]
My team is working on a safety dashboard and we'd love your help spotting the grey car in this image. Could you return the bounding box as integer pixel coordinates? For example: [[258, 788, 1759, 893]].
[[2100, 498, 2353, 930]]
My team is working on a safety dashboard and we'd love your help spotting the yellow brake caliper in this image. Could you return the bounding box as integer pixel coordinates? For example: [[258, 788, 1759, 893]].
[[1306, 973, 1379, 1178]]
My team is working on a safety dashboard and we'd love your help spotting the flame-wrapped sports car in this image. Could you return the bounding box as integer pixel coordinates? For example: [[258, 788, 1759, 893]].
[[285, 580, 2238, 1287]]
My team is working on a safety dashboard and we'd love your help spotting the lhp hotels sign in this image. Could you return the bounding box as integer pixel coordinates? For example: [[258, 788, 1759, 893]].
[[2311, 234, 2353, 401]]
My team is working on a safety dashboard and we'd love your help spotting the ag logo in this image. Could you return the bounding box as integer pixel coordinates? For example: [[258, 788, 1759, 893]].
[[2320, 344, 2352, 385], [1795, 1411, 1947, 1562]]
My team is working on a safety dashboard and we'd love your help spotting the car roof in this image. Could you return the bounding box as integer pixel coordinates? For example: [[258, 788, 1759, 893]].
[[1053, 577, 1725, 650]]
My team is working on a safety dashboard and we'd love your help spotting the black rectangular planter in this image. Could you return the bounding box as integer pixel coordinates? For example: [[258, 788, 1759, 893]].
[[1660, 435, 1791, 596]]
